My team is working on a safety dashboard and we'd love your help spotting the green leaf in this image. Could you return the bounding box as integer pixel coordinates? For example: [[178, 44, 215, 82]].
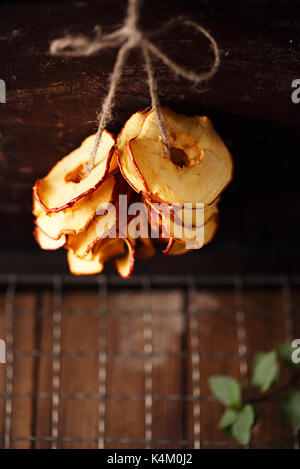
[[280, 391, 300, 429], [231, 404, 255, 445], [251, 350, 279, 392], [277, 341, 300, 368], [209, 375, 241, 407], [218, 408, 238, 429]]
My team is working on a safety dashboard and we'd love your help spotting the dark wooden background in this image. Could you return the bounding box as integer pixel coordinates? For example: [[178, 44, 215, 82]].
[[0, 0, 300, 274]]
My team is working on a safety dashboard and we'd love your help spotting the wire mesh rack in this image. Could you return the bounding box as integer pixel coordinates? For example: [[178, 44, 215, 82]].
[[0, 273, 299, 449]]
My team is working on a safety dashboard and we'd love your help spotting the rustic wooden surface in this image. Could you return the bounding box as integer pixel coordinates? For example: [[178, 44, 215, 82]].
[[0, 279, 299, 449], [0, 0, 300, 274]]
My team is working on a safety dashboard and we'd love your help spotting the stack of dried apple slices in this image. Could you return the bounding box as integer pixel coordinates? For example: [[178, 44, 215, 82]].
[[116, 107, 232, 258], [33, 107, 233, 277], [32, 130, 137, 278]]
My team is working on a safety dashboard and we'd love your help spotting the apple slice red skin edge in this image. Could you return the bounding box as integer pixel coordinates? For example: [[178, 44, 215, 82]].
[[115, 148, 148, 194], [162, 213, 220, 255], [34, 221, 67, 245], [115, 109, 149, 194], [34, 217, 58, 241], [33, 228, 66, 251], [113, 239, 135, 279], [162, 238, 176, 255], [35, 172, 120, 241], [144, 192, 219, 230], [33, 133, 116, 214]]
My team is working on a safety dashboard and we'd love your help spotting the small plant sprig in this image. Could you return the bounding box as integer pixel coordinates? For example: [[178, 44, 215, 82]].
[[208, 341, 300, 445]]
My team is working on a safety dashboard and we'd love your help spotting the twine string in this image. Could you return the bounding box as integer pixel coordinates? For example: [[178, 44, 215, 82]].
[[85, 40, 132, 174], [142, 45, 170, 155], [50, 0, 220, 176]]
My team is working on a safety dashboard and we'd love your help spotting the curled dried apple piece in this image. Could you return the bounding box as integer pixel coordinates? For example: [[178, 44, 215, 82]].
[[144, 195, 219, 244], [67, 210, 117, 259], [163, 214, 219, 255], [67, 173, 131, 258], [145, 201, 167, 239], [144, 195, 219, 242], [36, 175, 116, 240], [114, 238, 135, 279], [34, 228, 66, 250], [144, 193, 219, 228], [116, 110, 148, 193], [128, 107, 233, 206], [162, 238, 188, 256], [34, 130, 115, 213], [67, 249, 104, 276], [71, 237, 134, 278], [33, 196, 45, 217]]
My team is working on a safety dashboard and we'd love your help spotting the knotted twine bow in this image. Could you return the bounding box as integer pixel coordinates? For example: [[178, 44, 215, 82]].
[[50, 0, 220, 175]]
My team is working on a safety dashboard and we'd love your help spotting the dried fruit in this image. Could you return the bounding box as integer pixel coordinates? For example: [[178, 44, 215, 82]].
[[36, 175, 116, 240], [116, 110, 147, 193], [67, 249, 104, 275], [163, 214, 219, 255], [114, 238, 135, 278], [34, 227, 66, 250], [33, 107, 232, 278], [34, 130, 115, 213], [127, 107, 233, 206]]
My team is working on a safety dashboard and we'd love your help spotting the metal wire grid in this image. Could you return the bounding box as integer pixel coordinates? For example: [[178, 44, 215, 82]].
[[0, 273, 299, 449]]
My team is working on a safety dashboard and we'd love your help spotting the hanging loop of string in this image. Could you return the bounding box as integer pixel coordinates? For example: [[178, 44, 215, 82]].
[[50, 0, 220, 176]]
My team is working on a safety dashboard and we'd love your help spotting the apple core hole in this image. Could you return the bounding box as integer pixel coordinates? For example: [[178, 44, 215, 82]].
[[170, 147, 189, 168], [65, 164, 85, 183]]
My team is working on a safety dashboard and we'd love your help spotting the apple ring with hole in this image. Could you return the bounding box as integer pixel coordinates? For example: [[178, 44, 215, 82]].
[[34, 130, 116, 213], [127, 107, 233, 206]]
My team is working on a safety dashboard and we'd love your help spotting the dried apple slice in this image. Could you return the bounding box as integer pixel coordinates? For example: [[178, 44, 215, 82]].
[[163, 214, 219, 255], [67, 249, 104, 275], [114, 238, 135, 279], [36, 175, 116, 240], [145, 196, 219, 241], [66, 173, 131, 258], [128, 108, 233, 206], [145, 195, 219, 245], [34, 130, 115, 213], [164, 204, 219, 244], [172, 200, 219, 228], [116, 110, 148, 193], [145, 200, 167, 239], [33, 195, 45, 217], [143, 193, 219, 228], [67, 210, 117, 259], [34, 227, 66, 250], [162, 238, 188, 256]]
